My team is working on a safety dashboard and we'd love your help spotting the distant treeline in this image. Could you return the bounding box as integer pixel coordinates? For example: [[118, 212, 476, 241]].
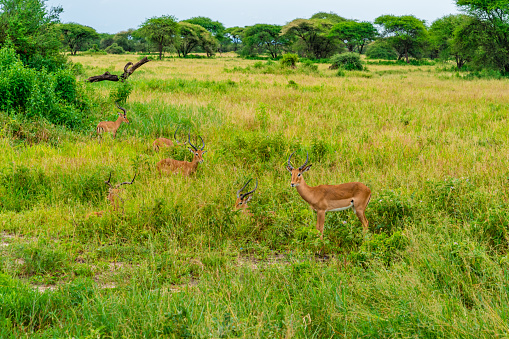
[[1, 0, 509, 73]]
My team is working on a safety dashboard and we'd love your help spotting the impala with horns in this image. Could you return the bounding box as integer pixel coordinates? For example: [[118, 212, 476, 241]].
[[235, 179, 258, 214], [96, 102, 130, 139], [156, 133, 206, 176], [153, 126, 187, 152], [287, 152, 371, 238], [105, 172, 136, 212]]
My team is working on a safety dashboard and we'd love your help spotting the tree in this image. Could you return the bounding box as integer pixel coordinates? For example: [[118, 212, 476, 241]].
[[282, 18, 339, 59], [454, 0, 509, 72], [374, 15, 428, 63], [330, 21, 377, 53], [243, 24, 286, 58], [184, 16, 225, 37], [58, 23, 98, 55], [310, 12, 346, 24], [224, 26, 244, 52], [138, 15, 179, 60], [0, 0, 62, 66], [429, 14, 471, 68], [176, 22, 217, 57]]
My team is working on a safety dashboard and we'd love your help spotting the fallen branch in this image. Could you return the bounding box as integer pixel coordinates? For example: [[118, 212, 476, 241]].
[[86, 57, 150, 83]]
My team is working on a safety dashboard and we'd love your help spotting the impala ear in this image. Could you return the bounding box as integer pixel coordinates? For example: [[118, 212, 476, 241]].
[[302, 165, 312, 172], [286, 165, 293, 173], [246, 195, 253, 203], [188, 148, 194, 153]]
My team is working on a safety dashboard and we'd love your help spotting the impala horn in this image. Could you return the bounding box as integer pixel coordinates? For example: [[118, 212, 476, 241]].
[[188, 133, 198, 151], [240, 179, 258, 200], [287, 152, 295, 171], [298, 152, 309, 170], [117, 173, 137, 187], [115, 102, 127, 115], [105, 172, 113, 188]]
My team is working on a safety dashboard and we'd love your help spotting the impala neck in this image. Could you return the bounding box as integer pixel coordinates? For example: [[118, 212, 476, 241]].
[[115, 116, 124, 128], [189, 154, 200, 169], [295, 175, 314, 204]]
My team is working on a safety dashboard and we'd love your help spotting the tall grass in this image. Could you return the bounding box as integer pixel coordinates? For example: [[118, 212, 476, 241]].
[[0, 54, 509, 337]]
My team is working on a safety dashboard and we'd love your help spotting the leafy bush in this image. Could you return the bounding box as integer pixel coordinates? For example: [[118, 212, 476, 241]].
[[105, 43, 125, 54], [365, 40, 399, 60], [330, 53, 363, 71], [0, 47, 90, 129], [281, 54, 299, 68], [110, 81, 133, 104]]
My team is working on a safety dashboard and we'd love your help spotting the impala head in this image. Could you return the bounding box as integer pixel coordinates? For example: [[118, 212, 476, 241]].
[[174, 126, 187, 146], [235, 179, 258, 209], [115, 102, 130, 124], [188, 133, 206, 163], [287, 152, 312, 187]]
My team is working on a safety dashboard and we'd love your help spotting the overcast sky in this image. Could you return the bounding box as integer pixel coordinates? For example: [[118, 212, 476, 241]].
[[45, 0, 460, 34]]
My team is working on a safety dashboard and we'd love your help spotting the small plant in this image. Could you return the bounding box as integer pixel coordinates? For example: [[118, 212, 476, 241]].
[[281, 53, 299, 68], [109, 81, 133, 104], [330, 52, 363, 71], [365, 40, 398, 60], [105, 43, 125, 55]]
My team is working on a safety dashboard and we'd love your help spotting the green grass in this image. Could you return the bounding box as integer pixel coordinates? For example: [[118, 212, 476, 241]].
[[1, 55, 509, 337]]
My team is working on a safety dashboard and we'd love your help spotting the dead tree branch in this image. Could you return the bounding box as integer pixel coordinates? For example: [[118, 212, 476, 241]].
[[86, 57, 150, 83]]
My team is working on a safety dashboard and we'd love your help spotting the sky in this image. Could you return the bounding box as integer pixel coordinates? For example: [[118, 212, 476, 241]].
[[45, 0, 460, 34]]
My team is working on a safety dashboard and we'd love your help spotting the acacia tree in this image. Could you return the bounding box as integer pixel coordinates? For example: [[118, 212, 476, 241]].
[[138, 15, 179, 60], [454, 0, 509, 72], [329, 21, 377, 53], [176, 22, 217, 57], [374, 15, 428, 63], [243, 24, 286, 58], [282, 18, 339, 59], [224, 26, 244, 52], [58, 23, 98, 55]]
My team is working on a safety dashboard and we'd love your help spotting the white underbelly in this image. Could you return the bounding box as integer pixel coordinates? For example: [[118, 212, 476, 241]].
[[327, 203, 354, 212]]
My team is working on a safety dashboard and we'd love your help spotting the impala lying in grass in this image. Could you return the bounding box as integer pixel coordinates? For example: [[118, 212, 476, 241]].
[[287, 152, 371, 238], [153, 126, 187, 152], [235, 178, 258, 215], [156, 133, 206, 176]]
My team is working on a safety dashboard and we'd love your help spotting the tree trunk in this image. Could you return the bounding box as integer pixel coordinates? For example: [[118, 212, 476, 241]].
[[86, 57, 150, 82], [405, 49, 409, 63], [158, 43, 163, 60]]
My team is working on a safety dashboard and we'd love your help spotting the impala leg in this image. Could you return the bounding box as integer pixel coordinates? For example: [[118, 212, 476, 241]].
[[355, 209, 369, 233], [316, 210, 326, 239]]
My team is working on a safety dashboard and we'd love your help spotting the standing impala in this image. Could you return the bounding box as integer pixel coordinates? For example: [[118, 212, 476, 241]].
[[235, 179, 258, 214], [105, 172, 136, 212], [153, 126, 187, 152], [96, 102, 130, 139], [156, 133, 206, 176], [287, 152, 371, 238]]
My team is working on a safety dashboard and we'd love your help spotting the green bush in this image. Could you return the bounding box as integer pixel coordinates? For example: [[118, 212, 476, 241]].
[[330, 53, 363, 71], [0, 47, 90, 129], [105, 43, 125, 54], [280, 54, 299, 68], [365, 40, 399, 60]]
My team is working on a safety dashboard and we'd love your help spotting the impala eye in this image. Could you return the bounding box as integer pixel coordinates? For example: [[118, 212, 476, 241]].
[[298, 173, 301, 177], [195, 153, 198, 156], [239, 202, 243, 205]]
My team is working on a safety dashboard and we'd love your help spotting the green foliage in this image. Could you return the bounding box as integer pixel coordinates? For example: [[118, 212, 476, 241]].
[[109, 81, 132, 104], [176, 22, 217, 57], [58, 23, 99, 55], [374, 15, 429, 63], [329, 20, 377, 53], [365, 40, 399, 60], [138, 15, 180, 60], [330, 52, 363, 70], [280, 53, 299, 68], [0, 0, 63, 68], [104, 42, 125, 54], [242, 24, 286, 58], [350, 231, 408, 266], [0, 47, 90, 128], [429, 14, 471, 69]]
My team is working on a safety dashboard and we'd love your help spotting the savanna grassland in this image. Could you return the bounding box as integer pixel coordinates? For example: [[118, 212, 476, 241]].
[[1, 54, 509, 338]]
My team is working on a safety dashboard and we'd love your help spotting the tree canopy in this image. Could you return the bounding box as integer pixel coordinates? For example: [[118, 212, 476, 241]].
[[58, 23, 98, 55], [282, 18, 339, 59], [330, 21, 377, 53], [138, 15, 179, 60], [242, 24, 286, 58], [176, 22, 217, 57]]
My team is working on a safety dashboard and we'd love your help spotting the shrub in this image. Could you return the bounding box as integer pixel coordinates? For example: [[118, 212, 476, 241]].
[[281, 54, 299, 68], [105, 43, 125, 54], [110, 81, 133, 104], [0, 47, 90, 129], [365, 40, 399, 60], [330, 53, 363, 71]]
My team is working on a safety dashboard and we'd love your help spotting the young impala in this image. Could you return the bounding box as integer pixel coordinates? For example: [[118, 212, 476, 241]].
[[287, 152, 371, 238], [235, 179, 258, 215], [96, 102, 130, 139], [105, 172, 137, 213], [153, 126, 187, 152], [156, 133, 206, 176]]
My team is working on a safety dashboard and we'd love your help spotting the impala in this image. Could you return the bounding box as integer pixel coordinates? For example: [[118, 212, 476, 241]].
[[235, 179, 258, 214], [287, 152, 371, 238], [104, 172, 136, 212], [153, 126, 187, 152], [156, 133, 206, 176], [96, 102, 130, 139]]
